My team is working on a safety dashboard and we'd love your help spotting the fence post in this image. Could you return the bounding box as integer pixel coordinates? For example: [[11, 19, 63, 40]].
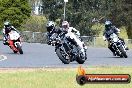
[[93, 37, 96, 47], [32, 32, 35, 40]]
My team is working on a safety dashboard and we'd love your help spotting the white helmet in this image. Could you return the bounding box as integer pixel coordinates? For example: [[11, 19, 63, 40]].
[[105, 21, 112, 28], [4, 21, 11, 27]]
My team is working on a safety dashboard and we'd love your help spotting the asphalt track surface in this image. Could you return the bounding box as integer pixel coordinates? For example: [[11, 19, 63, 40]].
[[0, 41, 132, 68]]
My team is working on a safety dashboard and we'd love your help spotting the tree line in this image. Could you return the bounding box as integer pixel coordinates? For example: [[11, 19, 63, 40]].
[[42, 0, 132, 38], [0, 0, 131, 39]]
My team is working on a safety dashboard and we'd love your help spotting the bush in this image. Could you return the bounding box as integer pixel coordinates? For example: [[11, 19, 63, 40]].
[[91, 23, 104, 36], [20, 15, 47, 32]]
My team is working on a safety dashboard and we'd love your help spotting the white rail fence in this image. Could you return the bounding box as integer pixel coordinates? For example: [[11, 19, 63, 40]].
[[21, 31, 132, 47], [0, 31, 132, 47]]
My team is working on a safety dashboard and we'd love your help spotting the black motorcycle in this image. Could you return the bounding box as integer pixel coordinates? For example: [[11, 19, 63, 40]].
[[49, 32, 87, 64], [109, 33, 128, 58]]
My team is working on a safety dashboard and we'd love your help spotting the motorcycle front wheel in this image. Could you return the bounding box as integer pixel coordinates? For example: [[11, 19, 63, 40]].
[[55, 48, 70, 64], [119, 46, 127, 58], [16, 43, 23, 54], [76, 52, 86, 64]]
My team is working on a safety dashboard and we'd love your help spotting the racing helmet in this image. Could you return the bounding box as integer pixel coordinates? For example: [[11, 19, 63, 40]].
[[46, 21, 55, 33], [4, 21, 11, 28], [105, 20, 112, 29], [62, 21, 69, 31]]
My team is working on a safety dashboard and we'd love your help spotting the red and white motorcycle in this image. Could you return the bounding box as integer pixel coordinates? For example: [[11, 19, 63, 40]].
[[7, 30, 23, 54]]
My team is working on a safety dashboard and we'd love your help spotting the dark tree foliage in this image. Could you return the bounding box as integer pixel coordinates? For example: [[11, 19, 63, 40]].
[[0, 0, 31, 30], [42, 0, 132, 38]]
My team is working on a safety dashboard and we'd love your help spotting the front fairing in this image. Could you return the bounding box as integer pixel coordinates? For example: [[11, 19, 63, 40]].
[[8, 31, 20, 40], [110, 33, 119, 43]]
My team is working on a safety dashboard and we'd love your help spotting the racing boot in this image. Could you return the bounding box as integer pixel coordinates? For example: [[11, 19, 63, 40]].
[[3, 40, 8, 45], [108, 47, 116, 56]]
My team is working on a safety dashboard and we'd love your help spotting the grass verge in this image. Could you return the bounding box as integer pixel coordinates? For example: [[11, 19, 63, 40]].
[[0, 67, 132, 88]]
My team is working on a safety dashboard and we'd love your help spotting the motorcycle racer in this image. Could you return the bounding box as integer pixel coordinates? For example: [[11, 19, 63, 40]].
[[103, 20, 128, 56], [61, 21, 87, 54], [2, 21, 19, 45]]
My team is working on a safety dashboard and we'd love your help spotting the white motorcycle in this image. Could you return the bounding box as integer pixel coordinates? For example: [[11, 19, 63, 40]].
[[109, 33, 127, 58], [7, 30, 23, 54], [49, 32, 87, 64]]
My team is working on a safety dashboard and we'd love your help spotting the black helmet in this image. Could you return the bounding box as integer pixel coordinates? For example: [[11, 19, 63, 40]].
[[105, 21, 112, 29], [46, 21, 55, 33]]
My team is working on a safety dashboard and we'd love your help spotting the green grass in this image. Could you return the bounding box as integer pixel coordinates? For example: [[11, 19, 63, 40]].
[[0, 67, 132, 88]]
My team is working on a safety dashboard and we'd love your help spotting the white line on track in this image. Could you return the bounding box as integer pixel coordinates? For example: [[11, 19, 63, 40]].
[[0, 55, 7, 61]]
